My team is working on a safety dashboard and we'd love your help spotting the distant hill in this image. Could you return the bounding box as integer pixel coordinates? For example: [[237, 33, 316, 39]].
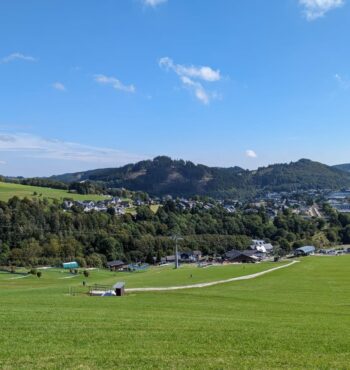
[[333, 163, 350, 173], [50, 156, 350, 198], [252, 159, 350, 192]]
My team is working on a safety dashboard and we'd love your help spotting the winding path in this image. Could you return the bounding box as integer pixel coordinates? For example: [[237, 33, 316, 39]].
[[126, 260, 299, 292]]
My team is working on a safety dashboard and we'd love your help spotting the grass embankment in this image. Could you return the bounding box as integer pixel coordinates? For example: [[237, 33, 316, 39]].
[[1, 257, 350, 368], [0, 182, 108, 202]]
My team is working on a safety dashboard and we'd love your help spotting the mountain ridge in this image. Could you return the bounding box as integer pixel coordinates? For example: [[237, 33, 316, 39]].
[[333, 163, 350, 173], [47, 156, 350, 198]]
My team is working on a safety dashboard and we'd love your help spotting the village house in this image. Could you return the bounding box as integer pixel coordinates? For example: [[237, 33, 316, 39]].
[[106, 260, 128, 271], [250, 240, 274, 254], [179, 250, 203, 263], [224, 250, 259, 263]]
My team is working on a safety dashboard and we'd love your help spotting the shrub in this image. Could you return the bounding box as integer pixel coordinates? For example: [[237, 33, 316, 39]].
[[29, 268, 37, 275], [83, 270, 90, 278], [36, 271, 42, 278], [75, 257, 87, 268]]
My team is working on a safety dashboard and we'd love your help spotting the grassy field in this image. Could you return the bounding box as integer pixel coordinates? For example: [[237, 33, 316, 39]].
[[0, 182, 108, 202], [150, 204, 160, 213], [1, 257, 350, 369]]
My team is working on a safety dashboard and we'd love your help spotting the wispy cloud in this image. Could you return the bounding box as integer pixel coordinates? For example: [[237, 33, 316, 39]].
[[1, 52, 37, 63], [143, 0, 167, 7], [334, 73, 350, 89], [52, 82, 66, 91], [94, 74, 135, 93], [299, 0, 345, 20], [178, 76, 210, 104], [159, 57, 222, 104], [0, 133, 145, 165], [245, 150, 257, 158]]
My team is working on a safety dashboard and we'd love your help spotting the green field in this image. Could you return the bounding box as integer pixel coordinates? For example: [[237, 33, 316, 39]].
[[0, 182, 108, 202], [1, 257, 350, 369]]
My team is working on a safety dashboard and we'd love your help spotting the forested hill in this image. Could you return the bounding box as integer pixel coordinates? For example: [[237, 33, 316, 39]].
[[251, 159, 350, 192], [333, 163, 350, 173], [50, 156, 350, 198]]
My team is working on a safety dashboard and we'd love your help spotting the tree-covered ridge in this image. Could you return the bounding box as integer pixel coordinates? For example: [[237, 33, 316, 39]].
[[251, 159, 350, 191], [333, 163, 350, 173], [49, 156, 350, 198]]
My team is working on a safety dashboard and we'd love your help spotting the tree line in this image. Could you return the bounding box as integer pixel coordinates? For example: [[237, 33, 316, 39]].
[[0, 196, 348, 268]]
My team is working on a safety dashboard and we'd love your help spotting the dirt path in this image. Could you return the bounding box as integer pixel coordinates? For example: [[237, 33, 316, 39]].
[[126, 260, 299, 292]]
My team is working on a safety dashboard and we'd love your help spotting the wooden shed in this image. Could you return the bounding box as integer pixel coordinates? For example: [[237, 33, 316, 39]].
[[113, 282, 125, 296]]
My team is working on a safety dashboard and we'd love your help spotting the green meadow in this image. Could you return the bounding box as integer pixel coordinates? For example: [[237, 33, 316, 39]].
[[1, 257, 350, 369], [0, 182, 107, 202]]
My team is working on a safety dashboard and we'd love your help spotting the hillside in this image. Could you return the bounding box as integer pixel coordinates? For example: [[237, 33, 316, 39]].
[[0, 182, 107, 202], [333, 163, 350, 173], [51, 156, 250, 197], [50, 156, 350, 198], [2, 258, 350, 369], [252, 159, 350, 192]]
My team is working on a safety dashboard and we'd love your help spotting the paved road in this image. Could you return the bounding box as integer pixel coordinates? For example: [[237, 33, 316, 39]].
[[126, 260, 300, 292]]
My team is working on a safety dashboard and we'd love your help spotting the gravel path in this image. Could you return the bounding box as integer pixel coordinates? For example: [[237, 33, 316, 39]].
[[126, 260, 299, 292]]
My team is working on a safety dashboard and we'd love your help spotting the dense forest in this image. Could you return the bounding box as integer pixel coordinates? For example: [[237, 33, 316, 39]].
[[49, 156, 350, 198], [333, 163, 350, 173], [1, 196, 349, 268]]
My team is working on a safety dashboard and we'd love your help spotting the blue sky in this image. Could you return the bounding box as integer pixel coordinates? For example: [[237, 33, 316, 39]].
[[0, 0, 349, 176]]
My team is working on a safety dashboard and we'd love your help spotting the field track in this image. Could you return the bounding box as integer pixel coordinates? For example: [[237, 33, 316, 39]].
[[126, 260, 300, 292]]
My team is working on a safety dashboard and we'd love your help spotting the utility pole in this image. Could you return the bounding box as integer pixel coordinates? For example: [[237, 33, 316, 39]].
[[171, 234, 183, 269]]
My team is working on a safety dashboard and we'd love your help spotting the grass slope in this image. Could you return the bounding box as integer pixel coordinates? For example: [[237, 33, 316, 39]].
[[0, 182, 107, 202], [1, 257, 350, 369]]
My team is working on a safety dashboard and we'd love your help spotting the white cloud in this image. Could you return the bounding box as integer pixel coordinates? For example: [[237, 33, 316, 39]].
[[0, 133, 145, 165], [159, 57, 221, 82], [245, 150, 257, 158], [1, 52, 37, 63], [52, 82, 66, 91], [94, 74, 135, 93], [143, 0, 167, 7], [0, 160, 6, 165], [299, 0, 345, 20], [180, 76, 210, 104], [159, 57, 221, 104], [334, 73, 350, 89]]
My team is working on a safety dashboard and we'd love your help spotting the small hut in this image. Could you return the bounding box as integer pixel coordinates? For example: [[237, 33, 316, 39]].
[[113, 282, 125, 296]]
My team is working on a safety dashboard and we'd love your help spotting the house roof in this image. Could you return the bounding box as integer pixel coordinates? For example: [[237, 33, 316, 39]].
[[242, 249, 259, 257], [63, 261, 78, 267], [296, 246, 315, 254], [113, 282, 125, 289], [263, 243, 274, 250], [225, 249, 261, 260], [225, 250, 242, 259], [107, 260, 126, 267]]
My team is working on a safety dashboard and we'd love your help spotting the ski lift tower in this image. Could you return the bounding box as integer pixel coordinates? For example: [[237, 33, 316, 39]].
[[171, 234, 183, 269]]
